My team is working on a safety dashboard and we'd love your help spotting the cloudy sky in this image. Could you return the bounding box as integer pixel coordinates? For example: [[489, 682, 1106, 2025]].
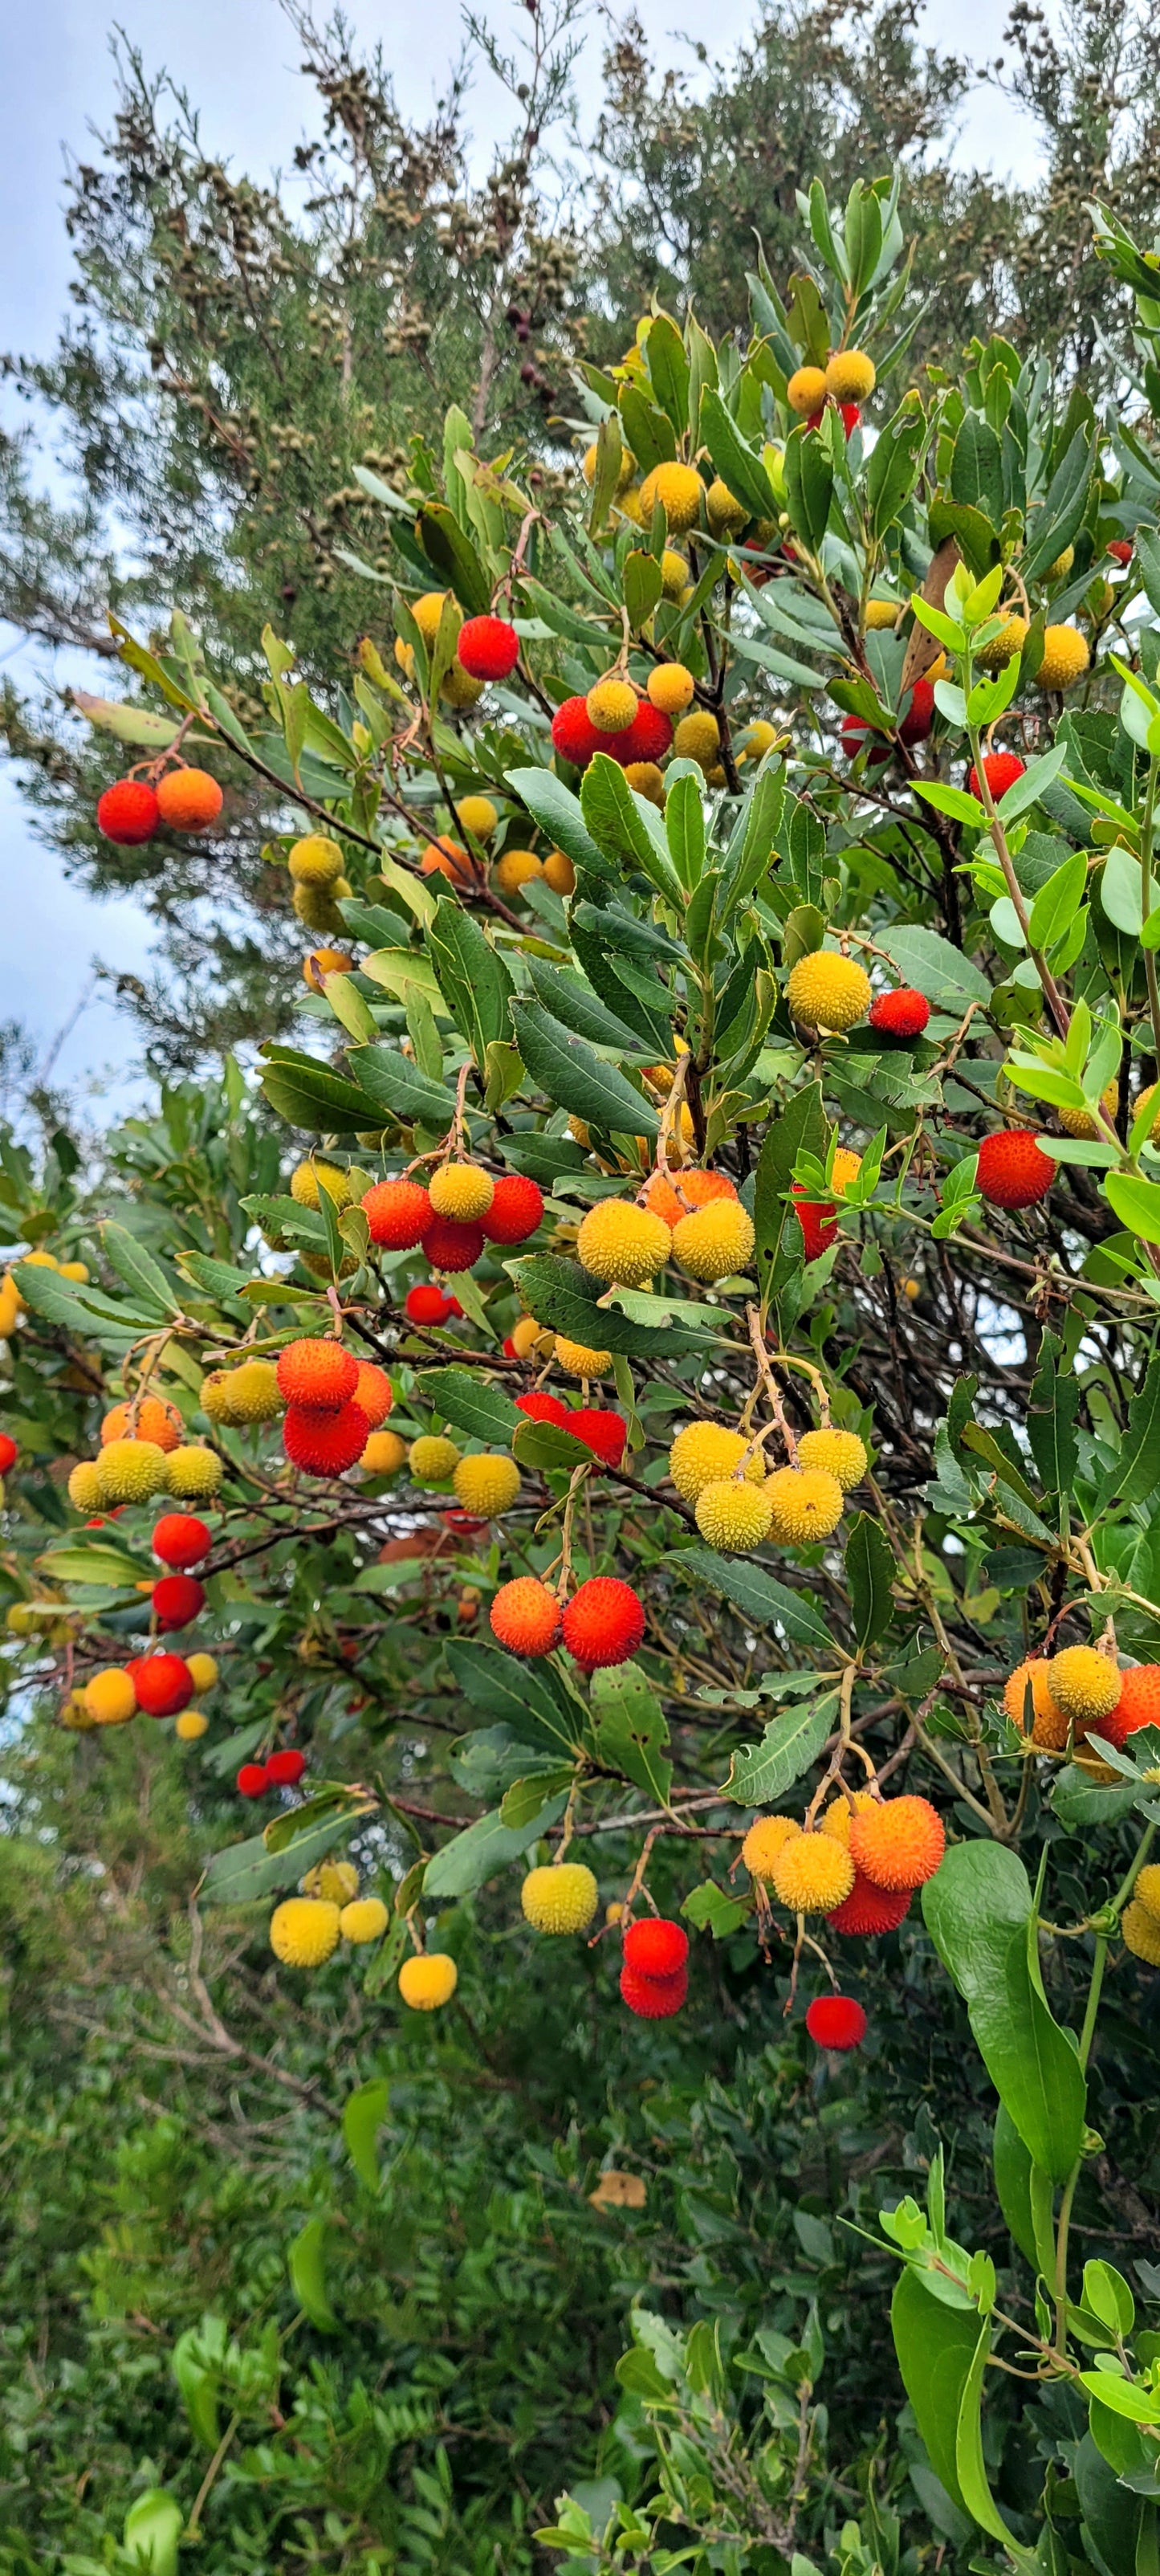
[[0, 0, 1040, 1110]]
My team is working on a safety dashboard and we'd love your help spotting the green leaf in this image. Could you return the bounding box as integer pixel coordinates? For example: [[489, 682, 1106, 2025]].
[[678, 1545, 836, 1655], [646, 312, 691, 433], [623, 548, 663, 630], [1104, 1171, 1160, 1246], [414, 1367, 520, 1444], [784, 423, 833, 552], [865, 392, 928, 537], [1076, 2431, 1156, 2576], [890, 2269, 979, 2515], [416, 501, 490, 612], [915, 781, 987, 827], [199, 1803, 371, 1906], [444, 1637, 585, 1754], [845, 1513, 896, 1651], [343, 2077, 389, 2190], [39, 1543, 149, 1589], [288, 2214, 340, 2331], [1101, 842, 1145, 935], [993, 2105, 1049, 2272], [753, 1079, 828, 1298], [173, 2318, 224, 2450], [883, 927, 991, 1009], [1103, 1355, 1160, 1506], [1026, 1331, 1079, 1494], [1052, 1764, 1142, 1828], [258, 1048, 389, 1135], [580, 755, 682, 903], [922, 1843, 1085, 2182], [698, 386, 776, 520], [1028, 851, 1088, 951], [665, 768, 706, 893], [343, 1044, 458, 1128], [589, 1661, 672, 1802], [682, 1881, 752, 1937], [721, 1694, 839, 1803], [499, 1767, 576, 1828], [950, 414, 1003, 526], [1024, 424, 1094, 580], [511, 1001, 660, 1139], [100, 1221, 181, 1315], [426, 897, 513, 1066], [523, 957, 651, 1055], [423, 1795, 568, 1898], [122, 2488, 183, 2576], [507, 765, 609, 878], [514, 1253, 706, 1357]]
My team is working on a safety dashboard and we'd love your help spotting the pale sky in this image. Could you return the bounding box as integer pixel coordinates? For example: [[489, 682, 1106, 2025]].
[[0, 0, 1043, 1111]]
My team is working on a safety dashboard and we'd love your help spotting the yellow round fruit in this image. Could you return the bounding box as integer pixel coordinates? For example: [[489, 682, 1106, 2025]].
[[303, 1860, 359, 1903], [429, 1161, 495, 1221], [409, 1435, 461, 1486], [1048, 1645, 1122, 1724], [67, 1460, 105, 1512], [617, 487, 645, 527], [84, 1667, 137, 1726], [1134, 1864, 1160, 1926], [670, 1201, 755, 1283], [672, 711, 720, 770], [623, 761, 666, 806], [494, 847, 543, 896], [660, 549, 691, 603], [1135, 1082, 1160, 1139], [510, 1314, 552, 1361], [976, 614, 1028, 670], [576, 1200, 670, 1287], [587, 678, 638, 734], [706, 478, 747, 537], [1058, 1084, 1117, 1141], [669, 1422, 765, 1503], [340, 1897, 389, 1944], [1002, 1658, 1069, 1749], [694, 1477, 773, 1550], [288, 834, 344, 887], [201, 1372, 240, 1425], [399, 1950, 458, 2009], [270, 1897, 340, 1967], [741, 1814, 801, 1879], [764, 1466, 845, 1544], [452, 1453, 521, 1515], [795, 1429, 867, 1492], [165, 1445, 223, 1500], [226, 1359, 283, 1423], [825, 348, 875, 403], [97, 1439, 168, 1505], [785, 951, 872, 1033], [787, 365, 828, 415], [638, 461, 703, 533], [0, 1274, 20, 1337], [456, 794, 499, 840], [291, 1159, 357, 1211], [819, 1789, 876, 1847], [771, 1831, 855, 1915], [362, 1429, 407, 1477], [1122, 1900, 1160, 1967], [647, 663, 695, 716], [554, 1335, 612, 1377], [542, 849, 576, 897], [1048, 545, 1075, 581], [865, 600, 899, 630], [1036, 625, 1089, 690], [439, 663, 485, 710], [175, 1710, 209, 1741], [185, 1653, 219, 1694], [737, 719, 780, 764], [410, 590, 456, 648], [59, 1260, 89, 1282], [521, 1861, 598, 1934]]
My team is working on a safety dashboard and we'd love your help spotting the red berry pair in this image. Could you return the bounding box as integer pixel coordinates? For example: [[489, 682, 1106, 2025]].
[[405, 1281, 462, 1326], [277, 1338, 372, 1478], [514, 1391, 626, 1467], [621, 1918, 688, 2018], [237, 1748, 307, 1798], [490, 1574, 644, 1669]]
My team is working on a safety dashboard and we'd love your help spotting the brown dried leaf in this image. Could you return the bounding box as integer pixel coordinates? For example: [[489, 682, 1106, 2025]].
[[588, 2169, 647, 2211], [900, 536, 961, 695]]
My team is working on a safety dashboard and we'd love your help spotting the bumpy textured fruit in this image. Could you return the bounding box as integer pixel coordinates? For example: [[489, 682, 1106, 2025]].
[[849, 1795, 945, 1891], [516, 1392, 570, 1428], [340, 1897, 389, 1945], [561, 1577, 645, 1669], [568, 1408, 627, 1468], [977, 1130, 1054, 1209], [620, 1962, 687, 2017], [660, 549, 690, 604], [764, 1466, 845, 1544], [128, 1653, 193, 1717], [362, 1177, 431, 1247], [421, 1214, 485, 1272], [623, 756, 664, 804], [551, 696, 604, 766], [522, 1862, 598, 1934], [482, 1173, 543, 1243], [868, 988, 930, 1040], [152, 1574, 205, 1630], [1002, 1658, 1069, 1748], [420, 838, 476, 885], [271, 1897, 340, 1967], [647, 662, 695, 716], [805, 1995, 867, 2048], [303, 1860, 359, 1903], [238, 1763, 268, 1797], [84, 1667, 137, 1726], [819, 1790, 876, 1848], [490, 1575, 561, 1656], [706, 476, 747, 536], [670, 1200, 755, 1283], [429, 1162, 495, 1221], [587, 677, 638, 735], [288, 834, 344, 887], [68, 1460, 105, 1511], [405, 1281, 458, 1325], [865, 599, 899, 630], [1058, 1083, 1118, 1142], [440, 662, 485, 709], [291, 1157, 357, 1211], [97, 776, 160, 845], [156, 767, 222, 830], [1048, 1646, 1122, 1726], [276, 1339, 359, 1412], [185, 1651, 218, 1693], [452, 1453, 521, 1515], [792, 1147, 862, 1260], [576, 1200, 670, 1286], [796, 1429, 867, 1492], [623, 1918, 688, 1977], [645, 1168, 737, 1229], [1036, 625, 1089, 689], [554, 1335, 613, 1377], [967, 751, 1026, 802], [786, 952, 872, 1032], [407, 590, 456, 648], [409, 1434, 461, 1486], [1117, 1665, 1160, 1735], [1134, 1865, 1160, 1926], [787, 365, 828, 415], [175, 1710, 208, 1741], [102, 1396, 182, 1451], [98, 1440, 168, 1504], [737, 719, 781, 763], [456, 793, 499, 840], [977, 613, 1028, 669], [619, 700, 673, 764], [227, 1359, 284, 1423], [302, 946, 353, 982], [825, 348, 875, 402], [772, 1832, 855, 1915], [826, 1873, 912, 1934], [165, 1446, 223, 1501], [1122, 1900, 1160, 1967], [399, 1951, 458, 2009], [741, 1813, 801, 1879], [351, 1363, 392, 1430], [672, 710, 720, 768], [638, 461, 702, 531], [694, 1477, 773, 1550], [457, 613, 519, 681], [495, 846, 543, 895], [542, 848, 576, 895], [266, 1747, 306, 1787], [283, 1400, 369, 1475]]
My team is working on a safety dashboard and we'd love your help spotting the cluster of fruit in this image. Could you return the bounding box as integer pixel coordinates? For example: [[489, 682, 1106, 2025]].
[[67, 1395, 223, 1510], [1002, 1645, 1160, 1771], [361, 1162, 543, 1273], [96, 763, 223, 846], [269, 1859, 389, 1965]]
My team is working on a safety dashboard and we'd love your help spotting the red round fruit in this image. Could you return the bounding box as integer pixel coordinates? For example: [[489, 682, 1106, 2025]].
[[615, 700, 673, 765], [362, 1178, 431, 1249], [421, 1214, 485, 1272], [127, 1651, 194, 1716], [275, 1339, 360, 1411], [283, 1399, 369, 1475], [404, 1280, 460, 1324], [152, 1573, 206, 1630], [152, 1513, 210, 1569], [1107, 539, 1134, 566], [840, 713, 889, 768], [826, 1873, 912, 1935], [792, 1184, 837, 1262], [353, 1361, 393, 1429], [966, 750, 1026, 803], [897, 678, 934, 746], [840, 403, 861, 436], [560, 1576, 645, 1670], [96, 778, 161, 846], [0, 1432, 17, 1473], [567, 1408, 627, 1469], [976, 1129, 1054, 1210], [620, 1961, 687, 2018], [515, 1390, 571, 1427], [237, 1763, 268, 1798], [490, 1574, 562, 1656], [805, 1994, 867, 2050], [551, 695, 604, 768], [623, 1917, 688, 1978], [266, 1747, 307, 1787], [482, 1173, 544, 1243], [456, 613, 520, 682], [867, 987, 931, 1041]]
